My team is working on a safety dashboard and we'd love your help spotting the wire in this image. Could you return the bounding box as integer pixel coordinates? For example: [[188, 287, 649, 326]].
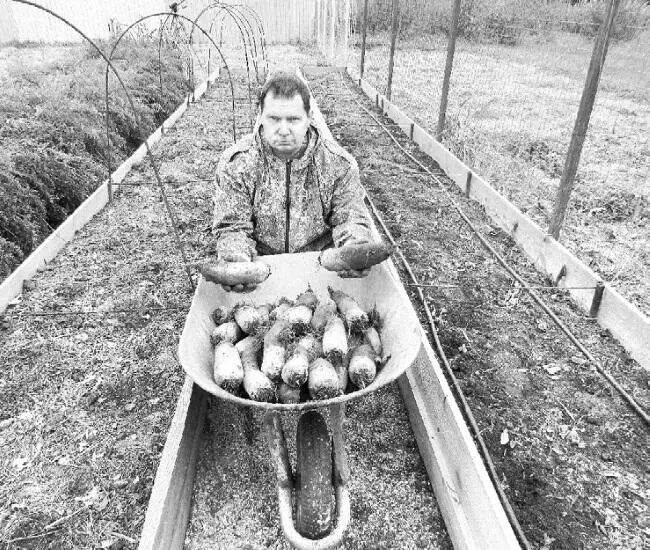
[[13, 305, 187, 317]]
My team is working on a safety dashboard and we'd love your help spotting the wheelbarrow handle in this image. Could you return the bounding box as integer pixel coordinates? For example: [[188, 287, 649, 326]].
[[263, 412, 292, 490]]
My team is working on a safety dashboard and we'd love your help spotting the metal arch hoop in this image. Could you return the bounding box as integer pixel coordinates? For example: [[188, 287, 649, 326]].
[[191, 3, 258, 130], [10, 0, 202, 291], [232, 3, 269, 81], [205, 6, 256, 128]]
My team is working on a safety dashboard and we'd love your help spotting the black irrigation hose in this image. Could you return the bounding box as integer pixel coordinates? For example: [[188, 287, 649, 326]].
[[364, 192, 534, 550], [351, 96, 650, 427]]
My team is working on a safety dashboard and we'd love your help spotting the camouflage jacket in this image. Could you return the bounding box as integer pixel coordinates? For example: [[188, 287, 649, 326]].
[[212, 121, 372, 259]]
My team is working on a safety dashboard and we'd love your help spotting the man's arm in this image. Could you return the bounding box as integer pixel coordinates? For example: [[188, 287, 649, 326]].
[[328, 156, 374, 247], [212, 152, 257, 262]]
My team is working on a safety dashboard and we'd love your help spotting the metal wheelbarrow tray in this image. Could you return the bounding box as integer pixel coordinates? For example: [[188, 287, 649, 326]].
[[138, 252, 522, 550]]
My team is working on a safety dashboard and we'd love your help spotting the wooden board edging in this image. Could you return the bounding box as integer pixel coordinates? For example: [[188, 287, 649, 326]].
[[399, 340, 521, 550], [347, 67, 649, 369], [138, 377, 207, 550], [0, 68, 221, 316]]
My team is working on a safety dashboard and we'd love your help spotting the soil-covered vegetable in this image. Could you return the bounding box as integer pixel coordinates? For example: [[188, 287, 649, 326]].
[[210, 320, 242, 346], [349, 344, 379, 389], [261, 319, 290, 382], [213, 341, 244, 393], [199, 260, 271, 286], [322, 315, 348, 360], [329, 287, 370, 332], [319, 242, 393, 271], [310, 297, 337, 331], [236, 336, 275, 402], [233, 304, 267, 334], [308, 357, 342, 400]]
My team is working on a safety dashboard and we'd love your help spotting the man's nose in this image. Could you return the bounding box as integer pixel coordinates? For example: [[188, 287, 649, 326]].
[[278, 121, 290, 135]]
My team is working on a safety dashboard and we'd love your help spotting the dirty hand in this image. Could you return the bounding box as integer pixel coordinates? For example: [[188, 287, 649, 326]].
[[219, 250, 259, 293]]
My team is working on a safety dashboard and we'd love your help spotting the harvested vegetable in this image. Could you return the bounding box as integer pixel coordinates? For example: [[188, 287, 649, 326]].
[[278, 382, 301, 404], [210, 321, 243, 346], [284, 304, 313, 327], [349, 344, 378, 389], [364, 326, 382, 356], [319, 242, 393, 272], [282, 334, 322, 388], [296, 287, 318, 310], [270, 299, 292, 321], [310, 298, 337, 332], [199, 260, 270, 286], [329, 287, 369, 332], [256, 304, 271, 326], [234, 304, 266, 334], [236, 336, 275, 402], [213, 341, 244, 393], [211, 305, 230, 325], [322, 315, 348, 360], [261, 319, 290, 381], [308, 358, 342, 400]]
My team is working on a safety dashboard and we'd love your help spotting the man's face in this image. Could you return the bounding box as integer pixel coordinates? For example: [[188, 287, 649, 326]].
[[260, 91, 311, 159]]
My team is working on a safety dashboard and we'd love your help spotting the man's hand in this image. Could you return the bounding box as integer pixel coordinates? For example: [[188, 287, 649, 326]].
[[337, 267, 371, 279], [219, 250, 258, 293]]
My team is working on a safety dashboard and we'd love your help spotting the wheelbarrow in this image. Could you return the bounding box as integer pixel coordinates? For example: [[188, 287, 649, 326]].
[[177, 251, 422, 549]]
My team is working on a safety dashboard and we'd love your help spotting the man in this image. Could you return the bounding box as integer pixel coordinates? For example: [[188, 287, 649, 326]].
[[212, 71, 374, 291]]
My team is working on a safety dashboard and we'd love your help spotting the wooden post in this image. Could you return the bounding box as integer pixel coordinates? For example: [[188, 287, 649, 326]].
[[320, 0, 327, 55], [360, 0, 369, 78], [436, 0, 462, 139], [330, 0, 337, 61], [315, 0, 319, 51], [343, 0, 350, 57], [548, 0, 621, 239], [386, 0, 399, 100]]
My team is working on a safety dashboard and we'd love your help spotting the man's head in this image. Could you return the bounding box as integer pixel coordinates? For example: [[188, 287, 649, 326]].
[[258, 72, 312, 160]]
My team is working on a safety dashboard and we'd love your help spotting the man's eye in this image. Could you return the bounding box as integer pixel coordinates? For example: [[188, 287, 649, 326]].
[[270, 116, 280, 122]]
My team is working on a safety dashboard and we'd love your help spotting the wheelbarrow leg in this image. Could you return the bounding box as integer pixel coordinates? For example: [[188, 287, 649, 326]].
[[263, 408, 351, 550]]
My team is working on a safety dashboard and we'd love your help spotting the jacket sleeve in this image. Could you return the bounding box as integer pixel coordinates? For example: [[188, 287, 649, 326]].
[[212, 152, 257, 261], [328, 156, 374, 247]]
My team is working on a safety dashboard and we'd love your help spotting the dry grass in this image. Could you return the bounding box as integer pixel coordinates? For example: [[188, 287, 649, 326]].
[[0, 40, 190, 281]]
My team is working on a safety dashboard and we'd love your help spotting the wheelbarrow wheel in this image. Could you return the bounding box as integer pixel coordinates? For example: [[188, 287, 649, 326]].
[[296, 410, 333, 539]]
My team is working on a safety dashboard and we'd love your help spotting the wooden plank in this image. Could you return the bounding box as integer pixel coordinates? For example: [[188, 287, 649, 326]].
[[138, 377, 208, 550], [348, 67, 650, 369], [385, 101, 413, 136], [0, 68, 221, 315], [399, 342, 521, 549]]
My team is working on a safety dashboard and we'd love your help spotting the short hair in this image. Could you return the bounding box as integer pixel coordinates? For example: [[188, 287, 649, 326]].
[[259, 71, 311, 113]]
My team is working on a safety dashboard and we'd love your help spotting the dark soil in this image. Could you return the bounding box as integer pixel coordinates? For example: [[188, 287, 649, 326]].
[[307, 68, 649, 550]]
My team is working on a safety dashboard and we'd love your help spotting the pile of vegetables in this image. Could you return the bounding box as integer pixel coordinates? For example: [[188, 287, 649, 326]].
[[209, 287, 386, 404]]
